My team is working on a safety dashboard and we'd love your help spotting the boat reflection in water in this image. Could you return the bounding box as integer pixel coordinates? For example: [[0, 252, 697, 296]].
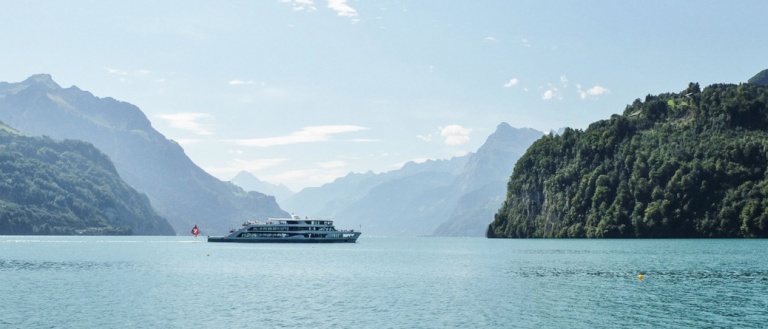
[[207, 215, 361, 243]]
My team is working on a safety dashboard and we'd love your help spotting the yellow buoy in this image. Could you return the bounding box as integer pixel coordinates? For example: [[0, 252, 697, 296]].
[[638, 274, 644, 280]]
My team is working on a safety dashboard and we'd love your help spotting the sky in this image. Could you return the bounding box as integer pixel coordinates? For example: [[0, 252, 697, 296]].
[[1, 1, 767, 191]]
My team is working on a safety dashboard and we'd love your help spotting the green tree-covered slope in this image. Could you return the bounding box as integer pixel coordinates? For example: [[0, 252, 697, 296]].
[[488, 81, 768, 238], [0, 74, 288, 235], [0, 124, 175, 235]]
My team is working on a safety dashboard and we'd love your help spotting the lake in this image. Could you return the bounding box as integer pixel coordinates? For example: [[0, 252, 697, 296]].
[[1, 236, 767, 328]]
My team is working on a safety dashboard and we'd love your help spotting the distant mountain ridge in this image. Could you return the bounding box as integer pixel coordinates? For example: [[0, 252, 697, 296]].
[[284, 156, 469, 236], [230, 171, 294, 204], [0, 122, 174, 235], [0, 74, 288, 235], [279, 123, 543, 236]]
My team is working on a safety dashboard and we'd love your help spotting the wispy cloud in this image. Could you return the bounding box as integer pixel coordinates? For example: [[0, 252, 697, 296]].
[[416, 133, 433, 142], [503, 78, 519, 88], [328, 0, 357, 19], [228, 79, 256, 85], [155, 113, 213, 135], [418, 125, 472, 145], [484, 36, 497, 42], [282, 0, 358, 21], [440, 125, 472, 146], [106, 67, 128, 76], [280, 0, 317, 12], [541, 80, 566, 101], [105, 67, 154, 77], [105, 67, 171, 83], [542, 88, 557, 100], [229, 125, 369, 147], [578, 85, 611, 99], [587, 85, 610, 96]]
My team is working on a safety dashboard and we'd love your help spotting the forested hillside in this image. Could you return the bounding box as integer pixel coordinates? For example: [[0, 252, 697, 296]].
[[0, 124, 174, 235], [0, 74, 288, 235], [488, 81, 768, 238]]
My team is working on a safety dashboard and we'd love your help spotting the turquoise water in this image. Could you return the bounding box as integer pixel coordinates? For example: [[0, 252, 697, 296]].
[[1, 237, 767, 328]]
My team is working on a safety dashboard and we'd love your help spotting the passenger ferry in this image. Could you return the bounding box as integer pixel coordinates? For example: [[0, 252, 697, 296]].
[[207, 215, 361, 243]]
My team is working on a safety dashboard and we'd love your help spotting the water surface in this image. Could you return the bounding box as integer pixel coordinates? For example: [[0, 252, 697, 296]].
[[1, 237, 766, 328]]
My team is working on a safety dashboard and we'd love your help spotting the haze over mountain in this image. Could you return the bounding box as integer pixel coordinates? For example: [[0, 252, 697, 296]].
[[230, 171, 294, 204], [0, 122, 174, 235], [4, 2, 764, 193], [0, 74, 288, 235], [276, 123, 543, 236], [284, 156, 469, 236]]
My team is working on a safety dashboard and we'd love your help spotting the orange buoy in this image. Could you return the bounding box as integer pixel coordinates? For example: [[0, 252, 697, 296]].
[[638, 274, 644, 280]]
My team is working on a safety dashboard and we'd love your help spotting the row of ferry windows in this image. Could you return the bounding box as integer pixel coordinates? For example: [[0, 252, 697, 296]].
[[241, 233, 287, 238], [249, 227, 333, 232], [240, 233, 342, 238], [286, 221, 331, 225]]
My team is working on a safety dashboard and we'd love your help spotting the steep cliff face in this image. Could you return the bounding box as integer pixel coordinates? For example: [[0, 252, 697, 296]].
[[0, 74, 288, 235], [489, 81, 768, 238], [433, 123, 544, 236]]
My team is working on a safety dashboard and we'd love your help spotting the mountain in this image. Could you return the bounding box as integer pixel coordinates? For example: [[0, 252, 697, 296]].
[[230, 171, 294, 204], [0, 74, 288, 235], [282, 124, 543, 236], [283, 156, 469, 235], [434, 123, 543, 236], [0, 122, 174, 235], [488, 80, 768, 238], [748, 69, 768, 86], [282, 170, 381, 217]]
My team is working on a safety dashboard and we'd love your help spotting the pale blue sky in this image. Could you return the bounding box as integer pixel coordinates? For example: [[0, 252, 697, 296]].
[[1, 1, 767, 191]]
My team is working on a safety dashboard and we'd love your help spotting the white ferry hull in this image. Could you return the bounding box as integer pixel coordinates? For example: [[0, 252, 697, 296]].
[[207, 216, 361, 243], [208, 233, 360, 243]]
